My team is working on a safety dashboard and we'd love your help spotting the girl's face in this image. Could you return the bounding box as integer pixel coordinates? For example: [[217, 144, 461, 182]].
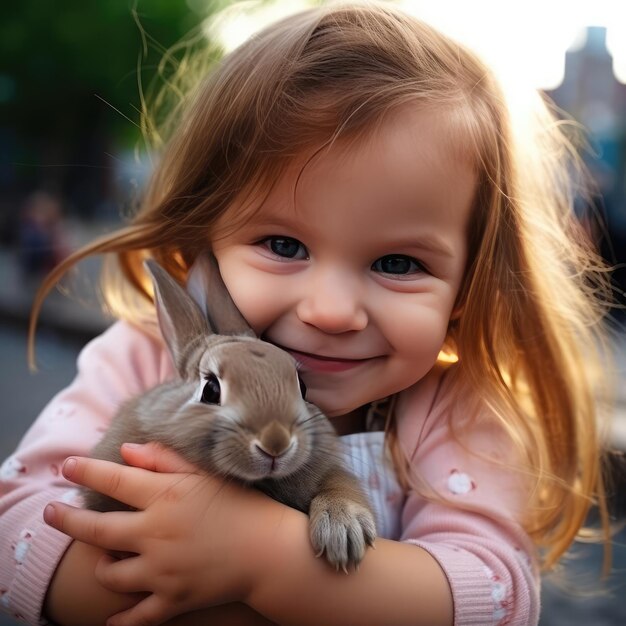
[[212, 105, 475, 421]]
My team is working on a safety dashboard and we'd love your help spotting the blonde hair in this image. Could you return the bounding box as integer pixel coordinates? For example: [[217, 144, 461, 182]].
[[30, 1, 613, 571]]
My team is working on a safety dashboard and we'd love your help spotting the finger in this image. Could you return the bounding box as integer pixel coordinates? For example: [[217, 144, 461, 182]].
[[120, 442, 197, 474], [43, 502, 138, 552], [107, 593, 176, 626], [62, 456, 165, 510], [95, 553, 148, 594]]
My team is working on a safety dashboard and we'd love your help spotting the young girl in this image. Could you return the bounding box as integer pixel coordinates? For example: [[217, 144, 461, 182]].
[[0, 2, 613, 625]]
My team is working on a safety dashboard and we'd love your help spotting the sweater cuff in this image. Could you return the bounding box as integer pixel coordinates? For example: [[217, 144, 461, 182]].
[[9, 490, 76, 625], [404, 539, 496, 626]]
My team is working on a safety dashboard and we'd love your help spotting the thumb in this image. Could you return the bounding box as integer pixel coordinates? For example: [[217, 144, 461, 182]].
[[120, 442, 197, 474]]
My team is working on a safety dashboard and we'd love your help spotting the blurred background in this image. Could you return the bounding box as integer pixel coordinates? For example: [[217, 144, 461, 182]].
[[1, 1, 625, 624]]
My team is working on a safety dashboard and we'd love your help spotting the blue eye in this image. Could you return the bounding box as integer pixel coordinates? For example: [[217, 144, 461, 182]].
[[263, 237, 308, 260], [372, 255, 424, 275]]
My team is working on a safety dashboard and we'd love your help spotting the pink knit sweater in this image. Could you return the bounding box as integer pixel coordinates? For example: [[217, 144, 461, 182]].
[[0, 321, 539, 625]]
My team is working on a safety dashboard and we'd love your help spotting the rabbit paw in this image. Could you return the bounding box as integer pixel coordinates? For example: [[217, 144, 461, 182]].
[[309, 494, 376, 572]]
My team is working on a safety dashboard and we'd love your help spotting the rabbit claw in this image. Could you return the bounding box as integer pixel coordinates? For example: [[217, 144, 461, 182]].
[[309, 495, 377, 572]]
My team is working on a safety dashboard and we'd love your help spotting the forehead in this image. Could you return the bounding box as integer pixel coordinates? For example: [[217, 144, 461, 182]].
[[321, 103, 476, 213], [212, 104, 477, 251], [370, 103, 475, 176]]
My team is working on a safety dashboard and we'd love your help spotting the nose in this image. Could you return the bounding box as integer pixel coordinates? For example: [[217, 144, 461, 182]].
[[296, 266, 368, 334], [255, 421, 294, 458]]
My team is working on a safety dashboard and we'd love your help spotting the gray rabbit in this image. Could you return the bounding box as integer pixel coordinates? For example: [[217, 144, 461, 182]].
[[83, 252, 376, 571]]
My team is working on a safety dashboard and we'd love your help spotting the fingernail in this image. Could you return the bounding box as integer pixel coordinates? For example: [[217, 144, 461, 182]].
[[43, 504, 56, 525], [122, 442, 141, 449], [63, 457, 77, 478]]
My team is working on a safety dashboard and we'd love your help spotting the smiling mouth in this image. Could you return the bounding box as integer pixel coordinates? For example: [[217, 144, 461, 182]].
[[271, 344, 379, 373]]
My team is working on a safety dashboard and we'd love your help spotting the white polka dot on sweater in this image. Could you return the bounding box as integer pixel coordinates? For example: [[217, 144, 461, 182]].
[[447, 469, 476, 494], [494, 606, 507, 621], [482, 565, 510, 625], [14, 529, 35, 565], [491, 581, 506, 602], [514, 546, 533, 569], [0, 456, 26, 481]]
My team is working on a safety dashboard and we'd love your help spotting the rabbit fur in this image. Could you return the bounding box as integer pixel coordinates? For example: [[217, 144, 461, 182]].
[[83, 252, 376, 571]]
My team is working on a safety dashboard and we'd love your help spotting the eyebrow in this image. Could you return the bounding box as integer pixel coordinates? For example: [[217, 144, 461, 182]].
[[403, 235, 455, 259]]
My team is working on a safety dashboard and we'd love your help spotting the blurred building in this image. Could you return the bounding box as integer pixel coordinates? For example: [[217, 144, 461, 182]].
[[548, 27, 626, 317]]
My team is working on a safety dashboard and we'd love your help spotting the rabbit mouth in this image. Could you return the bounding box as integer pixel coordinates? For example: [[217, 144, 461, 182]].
[[242, 458, 300, 481], [257, 459, 291, 478], [224, 441, 303, 482], [246, 442, 303, 479]]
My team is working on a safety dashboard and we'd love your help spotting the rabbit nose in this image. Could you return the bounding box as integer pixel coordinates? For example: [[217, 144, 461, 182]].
[[255, 421, 294, 458]]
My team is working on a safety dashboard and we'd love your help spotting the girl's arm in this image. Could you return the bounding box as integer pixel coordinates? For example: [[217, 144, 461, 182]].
[[45, 541, 275, 626], [44, 540, 141, 624], [45, 446, 454, 626], [394, 372, 541, 626], [0, 321, 173, 624], [248, 518, 454, 626], [47, 521, 452, 626]]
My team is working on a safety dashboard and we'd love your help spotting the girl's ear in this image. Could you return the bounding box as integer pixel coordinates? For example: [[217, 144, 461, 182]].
[[186, 251, 256, 338], [144, 259, 211, 377]]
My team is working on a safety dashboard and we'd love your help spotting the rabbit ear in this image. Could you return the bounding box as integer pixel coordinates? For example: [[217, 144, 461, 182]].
[[144, 259, 211, 377], [186, 251, 255, 338]]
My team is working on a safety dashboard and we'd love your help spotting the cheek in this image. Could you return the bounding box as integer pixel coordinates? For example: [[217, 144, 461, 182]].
[[213, 251, 280, 335], [386, 302, 451, 361]]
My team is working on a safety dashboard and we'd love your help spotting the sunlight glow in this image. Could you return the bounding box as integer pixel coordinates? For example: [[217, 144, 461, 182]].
[[205, 0, 626, 88], [204, 0, 314, 53], [437, 350, 459, 364], [397, 0, 626, 88]]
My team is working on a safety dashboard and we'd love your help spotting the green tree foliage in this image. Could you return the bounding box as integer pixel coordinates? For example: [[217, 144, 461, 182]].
[[0, 0, 226, 198]]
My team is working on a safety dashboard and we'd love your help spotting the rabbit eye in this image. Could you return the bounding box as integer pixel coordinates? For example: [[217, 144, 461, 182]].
[[201, 374, 221, 404], [297, 375, 307, 399]]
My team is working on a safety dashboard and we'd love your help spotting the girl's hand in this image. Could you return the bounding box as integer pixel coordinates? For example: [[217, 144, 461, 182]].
[[43, 444, 283, 626]]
